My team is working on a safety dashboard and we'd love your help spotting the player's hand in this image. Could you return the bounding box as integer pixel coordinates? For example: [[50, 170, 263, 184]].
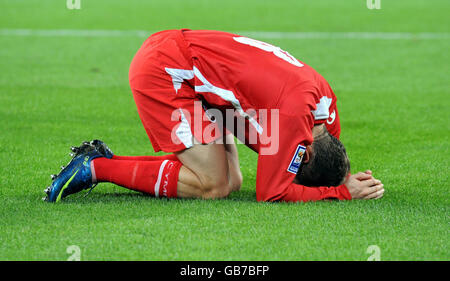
[[344, 172, 384, 200]]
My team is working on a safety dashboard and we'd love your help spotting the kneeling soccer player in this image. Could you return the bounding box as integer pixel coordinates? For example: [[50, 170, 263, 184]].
[[43, 29, 384, 203]]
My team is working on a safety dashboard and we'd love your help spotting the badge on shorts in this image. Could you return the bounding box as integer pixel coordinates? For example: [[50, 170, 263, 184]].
[[287, 144, 306, 174]]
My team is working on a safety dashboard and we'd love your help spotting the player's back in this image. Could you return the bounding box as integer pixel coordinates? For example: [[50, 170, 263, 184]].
[[181, 29, 330, 112]]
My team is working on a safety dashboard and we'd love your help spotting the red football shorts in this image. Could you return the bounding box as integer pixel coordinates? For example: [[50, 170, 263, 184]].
[[129, 30, 219, 153]]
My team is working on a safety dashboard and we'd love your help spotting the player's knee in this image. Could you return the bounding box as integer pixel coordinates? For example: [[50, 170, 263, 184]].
[[210, 187, 232, 199], [201, 175, 232, 199], [231, 172, 243, 192]]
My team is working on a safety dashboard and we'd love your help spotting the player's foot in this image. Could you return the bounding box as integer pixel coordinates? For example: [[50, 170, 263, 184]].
[[70, 139, 114, 159], [43, 140, 113, 202]]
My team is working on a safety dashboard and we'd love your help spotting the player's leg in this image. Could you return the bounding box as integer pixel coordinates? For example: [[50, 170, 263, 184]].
[[223, 133, 243, 192], [91, 134, 239, 199], [103, 135, 241, 194], [90, 156, 182, 198], [43, 138, 237, 201], [175, 142, 233, 199], [44, 30, 234, 202], [92, 143, 234, 199], [90, 141, 233, 199]]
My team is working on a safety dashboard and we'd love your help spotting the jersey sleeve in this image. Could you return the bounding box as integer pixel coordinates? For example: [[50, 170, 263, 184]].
[[311, 79, 341, 138], [255, 92, 350, 202], [273, 183, 352, 202]]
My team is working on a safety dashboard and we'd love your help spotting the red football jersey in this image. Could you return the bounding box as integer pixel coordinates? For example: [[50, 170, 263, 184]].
[[181, 30, 351, 201]]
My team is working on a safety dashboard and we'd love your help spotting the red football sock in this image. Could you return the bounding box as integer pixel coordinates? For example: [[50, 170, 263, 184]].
[[91, 158, 182, 198], [111, 154, 178, 161]]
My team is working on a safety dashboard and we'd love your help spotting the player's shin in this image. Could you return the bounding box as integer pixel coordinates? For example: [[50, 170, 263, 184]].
[[91, 158, 182, 198]]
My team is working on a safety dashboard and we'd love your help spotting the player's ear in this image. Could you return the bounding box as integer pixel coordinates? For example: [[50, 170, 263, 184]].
[[303, 145, 313, 164]]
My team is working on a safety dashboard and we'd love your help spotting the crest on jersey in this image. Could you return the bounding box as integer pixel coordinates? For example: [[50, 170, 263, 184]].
[[287, 144, 306, 174]]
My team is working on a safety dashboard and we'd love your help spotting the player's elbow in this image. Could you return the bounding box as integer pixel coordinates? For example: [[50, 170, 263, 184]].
[[256, 183, 295, 202], [256, 190, 285, 203]]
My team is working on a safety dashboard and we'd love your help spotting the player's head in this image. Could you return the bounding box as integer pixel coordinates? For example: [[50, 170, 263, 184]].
[[295, 125, 350, 187]]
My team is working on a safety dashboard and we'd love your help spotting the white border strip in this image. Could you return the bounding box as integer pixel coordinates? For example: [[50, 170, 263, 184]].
[[154, 159, 169, 198], [0, 29, 449, 40]]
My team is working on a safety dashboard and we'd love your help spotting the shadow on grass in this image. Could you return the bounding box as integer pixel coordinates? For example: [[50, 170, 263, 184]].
[[60, 189, 258, 205]]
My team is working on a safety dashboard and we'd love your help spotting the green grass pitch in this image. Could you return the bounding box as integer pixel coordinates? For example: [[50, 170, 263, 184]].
[[0, 0, 448, 260]]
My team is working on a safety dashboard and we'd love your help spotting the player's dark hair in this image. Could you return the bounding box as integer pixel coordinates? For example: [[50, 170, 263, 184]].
[[295, 129, 350, 187]]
